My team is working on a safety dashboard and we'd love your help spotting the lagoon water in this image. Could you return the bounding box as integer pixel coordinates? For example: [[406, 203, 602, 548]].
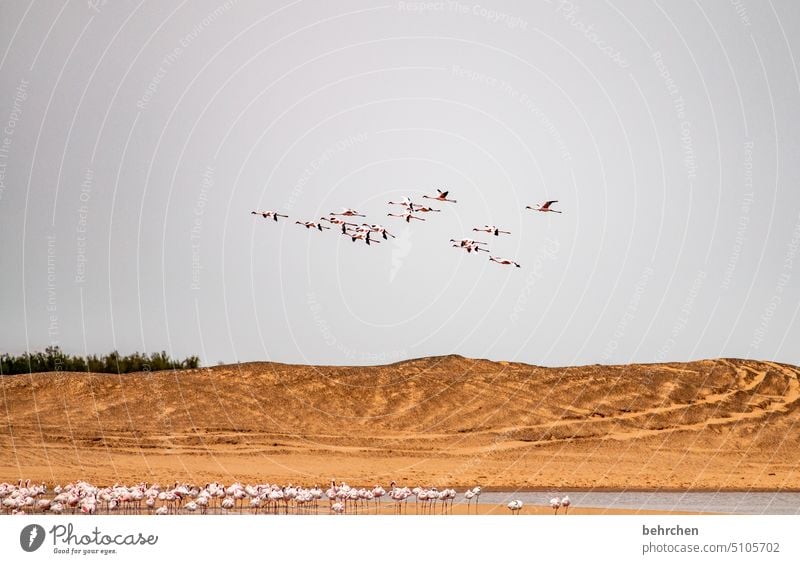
[[463, 491, 800, 515]]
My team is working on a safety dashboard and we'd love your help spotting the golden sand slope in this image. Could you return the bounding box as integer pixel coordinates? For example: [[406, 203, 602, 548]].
[[1, 356, 799, 489]]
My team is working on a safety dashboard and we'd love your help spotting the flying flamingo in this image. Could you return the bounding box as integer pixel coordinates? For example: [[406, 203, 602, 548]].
[[388, 197, 416, 211], [450, 238, 487, 248], [251, 210, 288, 222], [473, 225, 511, 236], [526, 200, 562, 213], [387, 212, 425, 223], [330, 208, 365, 217], [361, 224, 395, 239], [452, 243, 489, 254], [423, 189, 456, 203], [295, 221, 330, 231], [321, 217, 356, 233], [414, 206, 441, 213], [489, 256, 521, 268], [507, 500, 523, 515], [343, 228, 381, 245]]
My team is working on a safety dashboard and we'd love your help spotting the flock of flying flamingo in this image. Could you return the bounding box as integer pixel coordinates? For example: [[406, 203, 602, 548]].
[[1, 480, 572, 516], [252, 189, 563, 268]]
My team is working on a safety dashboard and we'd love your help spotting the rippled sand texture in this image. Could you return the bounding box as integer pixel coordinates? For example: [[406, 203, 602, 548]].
[[1, 356, 798, 489]]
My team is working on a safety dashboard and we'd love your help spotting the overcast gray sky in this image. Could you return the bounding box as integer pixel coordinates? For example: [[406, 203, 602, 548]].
[[1, 0, 798, 367]]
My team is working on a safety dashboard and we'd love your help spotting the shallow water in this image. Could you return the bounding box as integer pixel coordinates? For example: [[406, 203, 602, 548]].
[[465, 491, 800, 515]]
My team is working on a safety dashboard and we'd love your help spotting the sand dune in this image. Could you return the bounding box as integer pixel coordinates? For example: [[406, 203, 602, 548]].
[[1, 356, 799, 489]]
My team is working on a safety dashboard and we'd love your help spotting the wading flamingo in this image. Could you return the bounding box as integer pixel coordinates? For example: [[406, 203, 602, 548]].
[[464, 490, 475, 513]]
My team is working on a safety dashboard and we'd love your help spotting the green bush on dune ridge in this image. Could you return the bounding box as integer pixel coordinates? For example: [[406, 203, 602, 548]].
[[0, 346, 200, 375]]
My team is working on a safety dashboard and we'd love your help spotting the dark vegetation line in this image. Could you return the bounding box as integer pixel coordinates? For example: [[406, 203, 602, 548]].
[[0, 346, 200, 375]]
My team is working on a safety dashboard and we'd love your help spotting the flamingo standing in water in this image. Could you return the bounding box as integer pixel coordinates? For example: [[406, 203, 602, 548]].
[[389, 482, 410, 514], [489, 256, 521, 268], [464, 489, 475, 514], [471, 486, 481, 506], [550, 497, 562, 514], [221, 497, 235, 513], [372, 485, 385, 513], [526, 200, 562, 213], [473, 225, 511, 236], [561, 495, 571, 514], [251, 210, 288, 222], [444, 489, 457, 514], [423, 189, 457, 203], [507, 500, 523, 515], [326, 480, 339, 510]]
